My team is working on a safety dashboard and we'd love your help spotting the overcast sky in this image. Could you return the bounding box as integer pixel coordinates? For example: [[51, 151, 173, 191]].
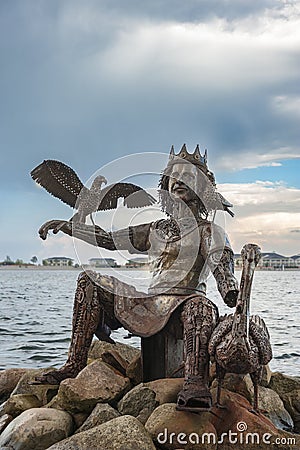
[[1, 0, 299, 264]]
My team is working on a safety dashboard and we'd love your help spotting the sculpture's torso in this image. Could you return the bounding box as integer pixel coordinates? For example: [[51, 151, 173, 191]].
[[147, 217, 209, 295]]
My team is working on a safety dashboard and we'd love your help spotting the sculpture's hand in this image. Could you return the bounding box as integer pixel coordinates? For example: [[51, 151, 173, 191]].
[[39, 220, 72, 240]]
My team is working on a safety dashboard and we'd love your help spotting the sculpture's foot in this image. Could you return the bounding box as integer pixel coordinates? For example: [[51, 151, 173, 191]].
[[176, 378, 212, 412], [30, 364, 82, 385]]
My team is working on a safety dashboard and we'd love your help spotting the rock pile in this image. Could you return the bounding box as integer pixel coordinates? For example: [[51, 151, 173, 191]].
[[0, 341, 299, 449]]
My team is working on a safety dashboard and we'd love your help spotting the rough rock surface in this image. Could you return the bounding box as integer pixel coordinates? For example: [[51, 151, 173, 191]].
[[269, 372, 300, 396], [126, 354, 142, 385], [0, 407, 74, 450], [47, 360, 130, 413], [47, 415, 156, 450], [0, 394, 41, 418], [279, 389, 300, 433], [145, 403, 217, 450], [260, 364, 273, 387], [0, 369, 28, 404], [211, 373, 253, 403], [253, 386, 293, 431], [117, 384, 157, 424], [75, 403, 120, 433], [88, 340, 140, 364], [11, 368, 59, 404], [269, 372, 300, 433], [145, 378, 184, 405], [210, 389, 297, 450], [0, 414, 12, 434]]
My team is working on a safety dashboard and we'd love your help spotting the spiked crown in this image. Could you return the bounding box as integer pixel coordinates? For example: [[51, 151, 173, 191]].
[[166, 144, 215, 185]]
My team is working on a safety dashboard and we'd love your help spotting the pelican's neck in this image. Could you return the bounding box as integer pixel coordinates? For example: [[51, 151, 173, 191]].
[[233, 260, 255, 337]]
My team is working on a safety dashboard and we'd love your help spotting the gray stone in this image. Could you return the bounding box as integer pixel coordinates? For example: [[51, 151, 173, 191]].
[[126, 354, 142, 385], [75, 403, 120, 433], [48, 360, 130, 413], [12, 368, 59, 405], [280, 389, 300, 433], [260, 364, 273, 387], [211, 373, 253, 402], [117, 384, 158, 424], [254, 386, 294, 431], [0, 414, 12, 434], [0, 368, 28, 404], [0, 394, 41, 418], [145, 378, 184, 405], [145, 403, 217, 450], [269, 372, 300, 396], [88, 340, 140, 365], [47, 415, 156, 450], [0, 407, 74, 450]]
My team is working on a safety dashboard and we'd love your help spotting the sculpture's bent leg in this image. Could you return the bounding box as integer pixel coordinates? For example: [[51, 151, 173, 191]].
[[176, 296, 218, 411], [33, 271, 120, 385]]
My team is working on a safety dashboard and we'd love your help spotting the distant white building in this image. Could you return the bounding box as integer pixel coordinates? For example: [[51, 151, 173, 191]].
[[88, 258, 118, 268], [234, 252, 300, 269], [125, 257, 149, 269], [43, 257, 73, 267]]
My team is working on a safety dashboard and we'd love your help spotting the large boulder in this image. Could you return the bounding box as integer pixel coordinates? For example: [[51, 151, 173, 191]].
[[47, 360, 130, 413], [253, 386, 293, 431], [260, 364, 273, 387], [279, 389, 300, 433], [47, 415, 156, 450], [145, 378, 183, 405], [210, 389, 297, 450], [0, 407, 74, 450], [0, 369, 28, 404], [117, 384, 157, 424], [88, 340, 140, 364], [126, 354, 142, 385], [269, 372, 300, 433], [269, 372, 300, 396], [11, 368, 59, 404], [0, 394, 41, 418], [75, 403, 120, 433], [0, 414, 12, 434], [211, 373, 253, 403], [145, 403, 217, 450]]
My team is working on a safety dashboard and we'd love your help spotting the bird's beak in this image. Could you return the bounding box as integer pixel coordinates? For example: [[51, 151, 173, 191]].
[[102, 177, 107, 185]]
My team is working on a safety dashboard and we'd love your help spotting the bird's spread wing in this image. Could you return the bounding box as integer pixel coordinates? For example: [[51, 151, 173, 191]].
[[98, 183, 156, 210], [30, 160, 85, 208]]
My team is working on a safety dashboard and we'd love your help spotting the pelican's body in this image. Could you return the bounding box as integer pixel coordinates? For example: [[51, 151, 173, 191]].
[[208, 244, 272, 411]]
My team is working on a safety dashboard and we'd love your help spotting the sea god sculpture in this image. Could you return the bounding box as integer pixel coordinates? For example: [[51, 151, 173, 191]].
[[31, 144, 241, 412]]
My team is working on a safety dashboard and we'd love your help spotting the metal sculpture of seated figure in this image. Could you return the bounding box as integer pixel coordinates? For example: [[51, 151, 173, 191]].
[[33, 144, 239, 412]]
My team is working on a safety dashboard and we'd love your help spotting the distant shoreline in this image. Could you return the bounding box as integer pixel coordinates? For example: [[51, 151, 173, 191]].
[[0, 265, 299, 271], [0, 265, 148, 271]]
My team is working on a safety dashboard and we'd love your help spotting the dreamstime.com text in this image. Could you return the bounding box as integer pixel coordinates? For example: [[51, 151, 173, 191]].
[[157, 421, 297, 446]]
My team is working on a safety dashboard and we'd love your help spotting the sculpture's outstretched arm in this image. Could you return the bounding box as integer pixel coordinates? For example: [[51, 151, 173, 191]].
[[38, 219, 151, 253]]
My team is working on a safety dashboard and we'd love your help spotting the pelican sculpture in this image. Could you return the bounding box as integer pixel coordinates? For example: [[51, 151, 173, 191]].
[[208, 243, 272, 412]]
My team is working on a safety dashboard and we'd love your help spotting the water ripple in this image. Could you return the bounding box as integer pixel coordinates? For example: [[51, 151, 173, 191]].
[[0, 269, 299, 375]]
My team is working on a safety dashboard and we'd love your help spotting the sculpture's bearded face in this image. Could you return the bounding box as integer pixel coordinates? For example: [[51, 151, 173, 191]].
[[168, 162, 205, 204]]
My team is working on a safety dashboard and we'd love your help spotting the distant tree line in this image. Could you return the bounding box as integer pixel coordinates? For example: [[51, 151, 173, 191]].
[[0, 255, 38, 266]]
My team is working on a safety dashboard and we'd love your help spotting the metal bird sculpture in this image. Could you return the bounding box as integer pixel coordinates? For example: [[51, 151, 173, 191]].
[[31, 160, 156, 224], [208, 244, 272, 413]]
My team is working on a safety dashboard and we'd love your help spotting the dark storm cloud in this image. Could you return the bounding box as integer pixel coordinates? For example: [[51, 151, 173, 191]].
[[0, 0, 299, 193], [53, 0, 282, 23]]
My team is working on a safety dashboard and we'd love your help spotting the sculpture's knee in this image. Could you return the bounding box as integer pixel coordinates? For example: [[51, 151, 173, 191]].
[[75, 271, 98, 305]]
